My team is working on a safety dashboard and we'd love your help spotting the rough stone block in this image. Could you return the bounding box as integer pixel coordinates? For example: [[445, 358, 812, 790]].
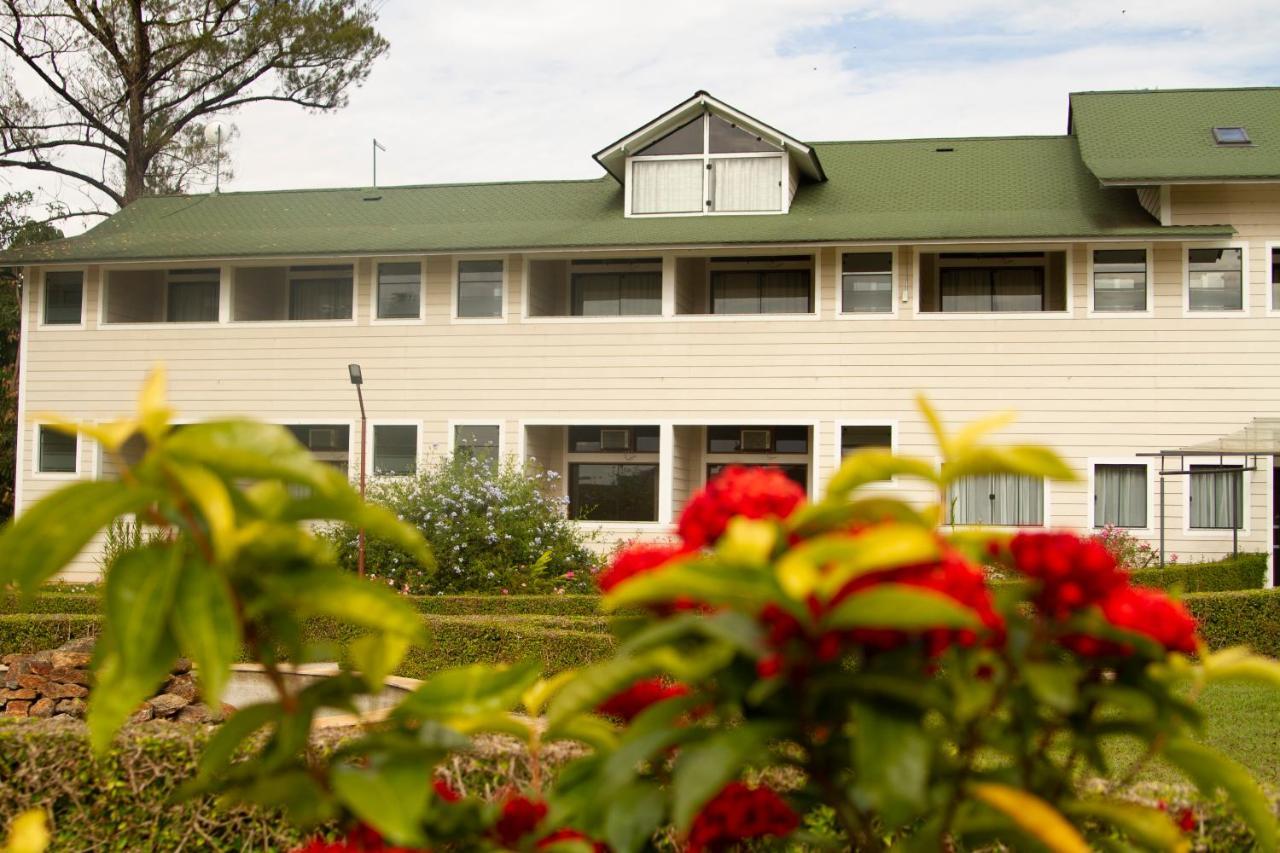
[[28, 698, 55, 718], [147, 693, 191, 716], [4, 701, 31, 717]]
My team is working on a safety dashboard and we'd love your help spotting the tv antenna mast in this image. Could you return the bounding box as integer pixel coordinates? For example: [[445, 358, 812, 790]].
[[204, 122, 225, 193], [372, 138, 387, 187]]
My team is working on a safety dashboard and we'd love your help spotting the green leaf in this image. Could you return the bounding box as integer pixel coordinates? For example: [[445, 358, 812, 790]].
[[331, 759, 431, 846], [823, 584, 981, 632], [544, 713, 620, 752], [0, 480, 159, 594], [826, 449, 939, 498], [1023, 662, 1080, 714], [601, 558, 774, 613], [788, 497, 937, 539], [396, 660, 540, 719], [851, 702, 930, 828], [604, 782, 666, 853], [170, 565, 239, 706], [546, 655, 661, 729], [1202, 646, 1280, 688], [1061, 799, 1187, 851], [671, 723, 783, 830], [166, 420, 340, 490], [811, 525, 944, 600], [267, 567, 426, 642], [970, 783, 1090, 853], [942, 445, 1077, 485], [163, 461, 238, 563], [284, 493, 434, 570], [185, 702, 282, 791], [1163, 737, 1277, 850], [349, 632, 412, 690]]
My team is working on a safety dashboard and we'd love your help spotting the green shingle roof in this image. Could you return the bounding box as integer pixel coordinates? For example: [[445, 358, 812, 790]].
[[1070, 87, 1280, 184], [7, 134, 1227, 265]]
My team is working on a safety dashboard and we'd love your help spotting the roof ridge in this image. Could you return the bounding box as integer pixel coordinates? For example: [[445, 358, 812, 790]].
[[809, 134, 1069, 145], [1071, 86, 1280, 97], [134, 175, 612, 200]]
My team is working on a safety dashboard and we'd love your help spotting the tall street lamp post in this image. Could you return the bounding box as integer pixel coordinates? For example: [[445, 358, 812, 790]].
[[348, 363, 367, 578]]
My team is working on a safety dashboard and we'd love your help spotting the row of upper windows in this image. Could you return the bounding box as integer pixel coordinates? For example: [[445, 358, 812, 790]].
[[35, 246, 1280, 327]]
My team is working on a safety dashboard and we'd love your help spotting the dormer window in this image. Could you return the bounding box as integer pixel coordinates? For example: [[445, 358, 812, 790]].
[[594, 92, 826, 219]]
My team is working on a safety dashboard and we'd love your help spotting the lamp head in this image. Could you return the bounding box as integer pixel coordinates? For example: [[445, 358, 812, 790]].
[[348, 363, 363, 385]]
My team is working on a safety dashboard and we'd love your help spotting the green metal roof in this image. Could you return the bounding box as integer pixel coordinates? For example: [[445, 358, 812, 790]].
[[1070, 87, 1280, 184], [7, 134, 1228, 265]]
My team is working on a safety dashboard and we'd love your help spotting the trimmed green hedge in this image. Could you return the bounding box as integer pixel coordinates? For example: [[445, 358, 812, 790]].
[[1185, 589, 1280, 658], [0, 592, 100, 616], [1131, 554, 1267, 593]]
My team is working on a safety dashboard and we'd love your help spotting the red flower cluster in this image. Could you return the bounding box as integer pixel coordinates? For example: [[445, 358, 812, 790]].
[[492, 794, 549, 847], [536, 828, 609, 851], [678, 465, 806, 549], [432, 778, 462, 803], [597, 542, 686, 593], [597, 677, 690, 722], [1010, 532, 1128, 618], [687, 782, 799, 852], [292, 825, 425, 853], [1010, 532, 1199, 656]]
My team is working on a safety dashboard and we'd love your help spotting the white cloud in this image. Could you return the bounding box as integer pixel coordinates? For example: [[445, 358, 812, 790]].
[[5, 0, 1279, 233]]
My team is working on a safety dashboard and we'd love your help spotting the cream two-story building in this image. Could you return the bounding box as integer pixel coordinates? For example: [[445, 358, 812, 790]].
[[8, 87, 1280, 582]]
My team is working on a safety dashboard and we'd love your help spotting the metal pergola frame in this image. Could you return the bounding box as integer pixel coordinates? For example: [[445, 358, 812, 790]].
[[1136, 450, 1265, 567]]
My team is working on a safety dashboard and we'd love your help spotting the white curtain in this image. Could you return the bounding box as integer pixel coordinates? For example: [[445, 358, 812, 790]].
[[711, 156, 782, 212], [940, 269, 989, 312], [1190, 467, 1243, 529], [631, 159, 703, 214], [1095, 464, 1146, 528], [619, 273, 661, 315], [949, 474, 1043, 525], [166, 280, 219, 322]]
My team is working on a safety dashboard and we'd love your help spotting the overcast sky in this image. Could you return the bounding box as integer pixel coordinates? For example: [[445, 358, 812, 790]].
[[7, 0, 1280, 233]]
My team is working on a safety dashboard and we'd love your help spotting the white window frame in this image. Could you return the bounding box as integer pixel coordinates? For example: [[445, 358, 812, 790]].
[[1266, 240, 1280, 316], [1183, 456, 1252, 537], [622, 114, 789, 219], [1086, 243, 1154, 318], [1182, 240, 1249, 318], [451, 255, 507, 323], [370, 258, 426, 324], [837, 248, 899, 319], [99, 264, 228, 329], [32, 423, 81, 479], [447, 420, 506, 459], [1087, 456, 1155, 533], [36, 267, 88, 330], [369, 419, 423, 478], [520, 255, 669, 324], [226, 261, 358, 327], [911, 243, 1075, 320], [833, 419, 898, 479]]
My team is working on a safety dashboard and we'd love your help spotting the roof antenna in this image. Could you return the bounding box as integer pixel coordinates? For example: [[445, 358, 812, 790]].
[[204, 122, 224, 193], [372, 138, 386, 188]]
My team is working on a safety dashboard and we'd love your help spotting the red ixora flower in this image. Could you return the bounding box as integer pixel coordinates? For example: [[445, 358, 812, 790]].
[[687, 782, 799, 852], [432, 778, 462, 803], [1178, 807, 1197, 832], [597, 542, 687, 593], [597, 677, 690, 722], [536, 828, 609, 851], [292, 824, 427, 853], [1063, 584, 1198, 656], [1009, 531, 1128, 618], [493, 794, 549, 848], [678, 466, 805, 549]]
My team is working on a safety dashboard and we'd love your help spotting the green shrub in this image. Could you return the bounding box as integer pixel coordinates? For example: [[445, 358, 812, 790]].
[[0, 592, 100, 615], [323, 452, 600, 594], [1131, 553, 1267, 593], [0, 613, 99, 652], [1185, 589, 1280, 658]]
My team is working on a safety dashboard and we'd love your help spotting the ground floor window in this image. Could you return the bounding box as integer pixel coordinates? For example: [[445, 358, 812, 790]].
[[38, 426, 77, 473], [947, 473, 1043, 526], [285, 424, 350, 473], [840, 424, 893, 457], [707, 463, 807, 493], [568, 463, 659, 522], [372, 425, 417, 476], [455, 424, 500, 466], [1189, 465, 1244, 529], [1093, 463, 1147, 528]]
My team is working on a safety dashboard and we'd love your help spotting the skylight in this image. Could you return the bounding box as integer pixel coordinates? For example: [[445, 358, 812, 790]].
[[1212, 126, 1251, 145]]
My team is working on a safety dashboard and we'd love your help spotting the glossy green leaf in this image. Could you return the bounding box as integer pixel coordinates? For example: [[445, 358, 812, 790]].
[[601, 559, 773, 613], [166, 420, 338, 490], [1202, 646, 1280, 688], [331, 759, 431, 846], [397, 660, 540, 719], [789, 497, 937, 539], [671, 723, 784, 830], [1061, 799, 1188, 852], [0, 480, 159, 594], [544, 713, 621, 752], [283, 493, 434, 569], [187, 702, 283, 790], [163, 460, 238, 563], [171, 565, 240, 706], [826, 449, 939, 498], [851, 702, 930, 828], [823, 584, 981, 632], [812, 525, 944, 600], [546, 655, 662, 729], [970, 783, 1089, 853], [942, 445, 1077, 485], [1163, 738, 1277, 850], [350, 632, 412, 690], [267, 567, 426, 642], [604, 782, 666, 853], [1024, 662, 1080, 714]]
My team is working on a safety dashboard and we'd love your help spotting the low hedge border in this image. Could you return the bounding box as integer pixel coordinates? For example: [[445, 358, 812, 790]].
[[1185, 589, 1280, 658], [1131, 554, 1267, 593]]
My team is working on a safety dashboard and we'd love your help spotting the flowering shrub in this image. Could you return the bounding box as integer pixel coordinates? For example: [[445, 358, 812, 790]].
[[1092, 522, 1171, 569], [324, 451, 599, 594], [4, 376, 1280, 853]]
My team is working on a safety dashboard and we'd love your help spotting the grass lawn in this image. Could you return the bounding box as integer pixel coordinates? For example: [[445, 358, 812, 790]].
[[1103, 682, 1280, 793]]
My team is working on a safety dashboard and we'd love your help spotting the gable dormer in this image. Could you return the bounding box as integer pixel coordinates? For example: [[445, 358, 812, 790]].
[[593, 91, 826, 218]]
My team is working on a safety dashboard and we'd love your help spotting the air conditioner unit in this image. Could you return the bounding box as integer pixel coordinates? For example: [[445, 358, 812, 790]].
[[309, 428, 340, 450], [740, 428, 772, 452], [600, 428, 630, 452]]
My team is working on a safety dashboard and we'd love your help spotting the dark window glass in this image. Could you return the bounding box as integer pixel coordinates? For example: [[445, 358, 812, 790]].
[[286, 424, 351, 473], [1212, 126, 1250, 145], [940, 267, 1044, 312], [378, 262, 421, 319], [710, 269, 812, 314], [841, 425, 893, 456], [1272, 248, 1279, 310], [707, 114, 779, 153], [1188, 248, 1243, 311], [43, 271, 83, 325], [707, 426, 742, 453], [288, 265, 353, 320], [373, 425, 417, 476], [706, 426, 807, 454], [707, 463, 807, 494], [1093, 249, 1147, 312], [634, 426, 660, 453], [569, 426, 658, 453], [841, 253, 893, 313], [455, 425, 500, 468], [571, 272, 661, 316], [38, 426, 76, 473], [569, 463, 658, 521], [166, 269, 220, 322], [458, 260, 504, 318], [1190, 466, 1244, 529], [636, 117, 704, 156], [773, 426, 809, 454]]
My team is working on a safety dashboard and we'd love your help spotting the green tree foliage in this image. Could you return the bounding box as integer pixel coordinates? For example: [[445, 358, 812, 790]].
[[325, 452, 599, 594], [0, 190, 60, 520], [0, 1, 388, 213]]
